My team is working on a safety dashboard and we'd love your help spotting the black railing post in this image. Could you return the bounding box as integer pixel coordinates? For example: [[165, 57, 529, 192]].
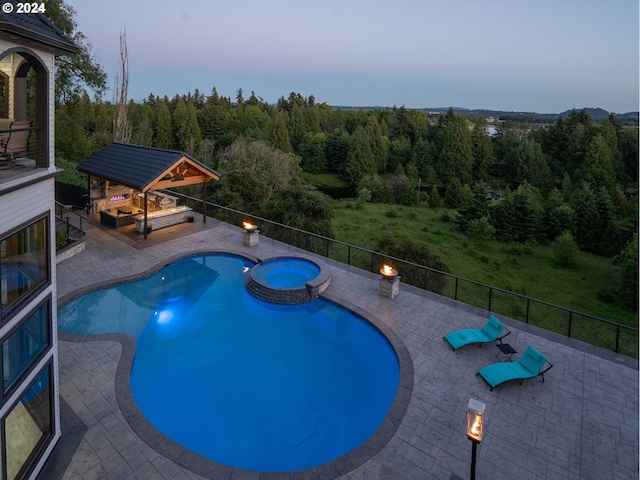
[[455, 277, 459, 300], [615, 326, 620, 353], [488, 287, 492, 312], [568, 311, 572, 337], [347, 245, 351, 266]]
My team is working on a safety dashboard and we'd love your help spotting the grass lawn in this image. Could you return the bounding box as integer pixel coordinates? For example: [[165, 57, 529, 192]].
[[332, 201, 637, 328]]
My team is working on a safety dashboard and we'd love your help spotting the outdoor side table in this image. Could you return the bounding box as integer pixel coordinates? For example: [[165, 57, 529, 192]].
[[496, 343, 517, 361]]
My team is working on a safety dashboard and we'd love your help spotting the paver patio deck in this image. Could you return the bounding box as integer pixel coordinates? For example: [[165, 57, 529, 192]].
[[44, 214, 638, 480]]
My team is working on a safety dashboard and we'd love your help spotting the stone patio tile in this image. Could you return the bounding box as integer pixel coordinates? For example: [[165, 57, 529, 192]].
[[47, 218, 638, 480]]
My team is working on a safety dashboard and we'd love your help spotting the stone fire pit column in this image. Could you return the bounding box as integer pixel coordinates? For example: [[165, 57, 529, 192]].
[[242, 222, 259, 247], [378, 264, 400, 298]]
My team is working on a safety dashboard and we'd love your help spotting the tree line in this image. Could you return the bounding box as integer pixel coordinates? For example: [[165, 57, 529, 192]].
[[53, 88, 638, 309]]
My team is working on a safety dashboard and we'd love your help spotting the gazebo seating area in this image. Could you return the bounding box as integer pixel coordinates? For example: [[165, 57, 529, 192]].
[[99, 207, 145, 228], [77, 143, 220, 238]]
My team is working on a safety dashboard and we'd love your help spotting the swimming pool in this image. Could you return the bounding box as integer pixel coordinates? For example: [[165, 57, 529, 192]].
[[58, 253, 401, 473]]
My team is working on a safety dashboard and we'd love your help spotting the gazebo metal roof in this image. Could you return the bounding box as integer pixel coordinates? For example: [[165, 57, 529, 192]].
[[77, 142, 220, 192]]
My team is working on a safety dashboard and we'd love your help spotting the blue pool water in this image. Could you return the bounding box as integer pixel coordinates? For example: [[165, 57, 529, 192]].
[[58, 254, 400, 472], [252, 257, 320, 288]]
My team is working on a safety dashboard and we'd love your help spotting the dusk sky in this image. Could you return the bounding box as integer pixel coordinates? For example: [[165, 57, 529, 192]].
[[65, 0, 639, 114]]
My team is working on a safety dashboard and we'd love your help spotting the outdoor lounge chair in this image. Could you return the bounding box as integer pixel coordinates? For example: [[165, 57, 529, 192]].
[[476, 345, 553, 390], [0, 120, 31, 167], [443, 315, 510, 350]]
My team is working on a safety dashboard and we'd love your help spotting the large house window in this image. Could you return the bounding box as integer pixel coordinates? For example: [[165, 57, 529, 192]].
[[0, 217, 48, 319], [2, 363, 53, 480], [2, 299, 50, 396]]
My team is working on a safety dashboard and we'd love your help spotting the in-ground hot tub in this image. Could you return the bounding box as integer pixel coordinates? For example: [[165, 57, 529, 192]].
[[245, 256, 331, 304]]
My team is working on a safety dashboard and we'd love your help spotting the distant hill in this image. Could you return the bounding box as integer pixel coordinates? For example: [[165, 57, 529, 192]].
[[559, 107, 639, 120], [334, 105, 639, 124]]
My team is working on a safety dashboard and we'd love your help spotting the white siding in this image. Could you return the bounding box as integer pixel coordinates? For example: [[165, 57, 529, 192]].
[[0, 179, 54, 232]]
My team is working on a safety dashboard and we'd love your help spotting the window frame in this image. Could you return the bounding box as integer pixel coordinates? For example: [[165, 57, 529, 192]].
[[1, 361, 54, 480], [1, 296, 51, 401], [0, 213, 51, 324]]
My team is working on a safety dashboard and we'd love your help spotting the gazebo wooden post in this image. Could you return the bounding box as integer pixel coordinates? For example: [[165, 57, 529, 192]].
[[86, 175, 91, 214], [143, 191, 148, 239], [202, 181, 207, 223]]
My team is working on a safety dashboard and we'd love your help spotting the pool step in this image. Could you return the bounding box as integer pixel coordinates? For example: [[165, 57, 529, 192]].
[[245, 274, 314, 304]]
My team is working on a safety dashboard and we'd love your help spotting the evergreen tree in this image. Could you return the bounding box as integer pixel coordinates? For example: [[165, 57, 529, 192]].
[[298, 132, 327, 173], [458, 182, 489, 232], [470, 118, 494, 181], [152, 101, 173, 149], [428, 186, 442, 208], [366, 116, 388, 173], [436, 110, 473, 184], [344, 126, 376, 186], [129, 102, 153, 146], [547, 205, 577, 240], [512, 138, 553, 193], [266, 111, 293, 153], [387, 137, 412, 173], [491, 121, 522, 183], [288, 103, 307, 151], [444, 177, 465, 209], [510, 183, 544, 242], [489, 187, 516, 241], [575, 134, 618, 196], [412, 138, 438, 180], [572, 183, 619, 255], [172, 98, 201, 153], [325, 128, 350, 173]]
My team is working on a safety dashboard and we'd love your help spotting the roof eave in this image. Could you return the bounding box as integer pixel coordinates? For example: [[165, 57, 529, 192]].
[[0, 22, 78, 55]]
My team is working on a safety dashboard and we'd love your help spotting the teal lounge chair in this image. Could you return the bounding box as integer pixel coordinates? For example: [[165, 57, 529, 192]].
[[443, 315, 510, 350], [477, 345, 553, 390]]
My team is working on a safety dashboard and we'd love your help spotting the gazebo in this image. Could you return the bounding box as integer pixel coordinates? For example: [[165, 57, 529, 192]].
[[77, 143, 220, 239]]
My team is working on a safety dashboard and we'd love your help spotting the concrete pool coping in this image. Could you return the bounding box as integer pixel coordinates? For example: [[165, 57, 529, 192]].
[[57, 249, 413, 480]]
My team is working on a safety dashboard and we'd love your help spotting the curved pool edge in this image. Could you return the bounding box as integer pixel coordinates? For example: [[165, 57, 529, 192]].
[[246, 255, 332, 304], [57, 250, 414, 480]]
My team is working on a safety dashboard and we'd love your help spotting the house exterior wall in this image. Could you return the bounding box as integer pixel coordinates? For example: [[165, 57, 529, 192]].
[[0, 38, 60, 480], [0, 38, 55, 170]]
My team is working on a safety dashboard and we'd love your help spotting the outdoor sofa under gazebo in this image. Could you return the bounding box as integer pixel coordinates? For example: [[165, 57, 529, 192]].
[[77, 143, 220, 238]]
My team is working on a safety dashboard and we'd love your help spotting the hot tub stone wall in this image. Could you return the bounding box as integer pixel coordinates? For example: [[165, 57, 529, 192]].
[[245, 256, 331, 305]]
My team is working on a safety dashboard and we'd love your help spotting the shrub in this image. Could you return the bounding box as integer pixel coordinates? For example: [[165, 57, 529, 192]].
[[356, 187, 372, 210], [384, 208, 399, 218], [553, 231, 579, 267], [467, 216, 494, 243]]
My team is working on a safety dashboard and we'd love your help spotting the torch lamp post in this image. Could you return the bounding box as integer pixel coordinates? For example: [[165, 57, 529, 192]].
[[466, 398, 486, 480]]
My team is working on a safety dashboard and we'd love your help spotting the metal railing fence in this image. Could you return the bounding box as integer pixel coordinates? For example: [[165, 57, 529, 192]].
[[165, 189, 639, 358]]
